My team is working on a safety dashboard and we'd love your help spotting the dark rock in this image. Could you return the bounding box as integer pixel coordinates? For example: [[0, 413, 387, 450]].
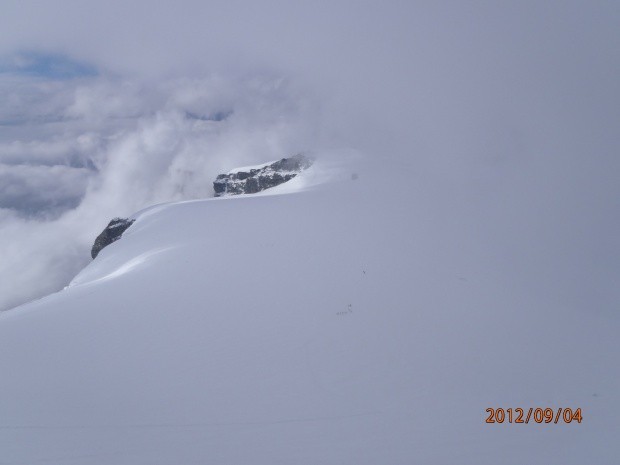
[[213, 154, 312, 197], [91, 218, 135, 259]]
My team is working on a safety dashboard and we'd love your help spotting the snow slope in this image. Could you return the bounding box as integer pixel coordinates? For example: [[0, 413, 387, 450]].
[[0, 162, 618, 464]]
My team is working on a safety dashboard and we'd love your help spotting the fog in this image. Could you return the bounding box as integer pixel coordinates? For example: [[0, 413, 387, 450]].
[[0, 72, 319, 310], [0, 1, 618, 310]]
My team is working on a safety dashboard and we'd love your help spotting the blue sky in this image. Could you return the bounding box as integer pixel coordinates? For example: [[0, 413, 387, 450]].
[[0, 51, 97, 79]]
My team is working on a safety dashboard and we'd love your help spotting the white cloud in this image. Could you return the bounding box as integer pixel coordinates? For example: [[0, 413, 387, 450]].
[[0, 1, 618, 313], [0, 72, 320, 310], [0, 163, 92, 218]]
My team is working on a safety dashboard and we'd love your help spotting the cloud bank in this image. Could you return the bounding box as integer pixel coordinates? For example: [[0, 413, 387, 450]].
[[0, 63, 321, 310]]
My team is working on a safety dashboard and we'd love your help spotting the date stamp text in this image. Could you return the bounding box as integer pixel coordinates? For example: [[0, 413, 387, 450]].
[[485, 407, 582, 424]]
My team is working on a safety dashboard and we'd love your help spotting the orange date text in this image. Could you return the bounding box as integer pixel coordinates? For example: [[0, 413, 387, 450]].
[[485, 407, 582, 424]]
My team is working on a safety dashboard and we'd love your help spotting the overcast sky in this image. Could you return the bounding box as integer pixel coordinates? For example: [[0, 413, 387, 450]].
[[0, 1, 618, 310], [2, 1, 618, 168]]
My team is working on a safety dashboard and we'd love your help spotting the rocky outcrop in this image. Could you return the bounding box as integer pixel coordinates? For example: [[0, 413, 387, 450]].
[[91, 218, 135, 259], [213, 154, 312, 197]]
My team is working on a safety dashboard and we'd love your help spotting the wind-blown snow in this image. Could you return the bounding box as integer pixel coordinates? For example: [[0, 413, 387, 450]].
[[0, 165, 617, 464]]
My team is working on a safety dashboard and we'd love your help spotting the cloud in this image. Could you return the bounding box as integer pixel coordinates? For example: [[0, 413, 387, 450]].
[[0, 71, 320, 310], [0, 163, 92, 218], [0, 1, 618, 310]]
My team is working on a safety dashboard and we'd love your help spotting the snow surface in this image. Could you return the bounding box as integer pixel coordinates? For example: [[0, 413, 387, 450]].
[[0, 163, 618, 464]]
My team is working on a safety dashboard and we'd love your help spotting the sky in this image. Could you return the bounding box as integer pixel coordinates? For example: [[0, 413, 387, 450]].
[[0, 1, 619, 310]]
